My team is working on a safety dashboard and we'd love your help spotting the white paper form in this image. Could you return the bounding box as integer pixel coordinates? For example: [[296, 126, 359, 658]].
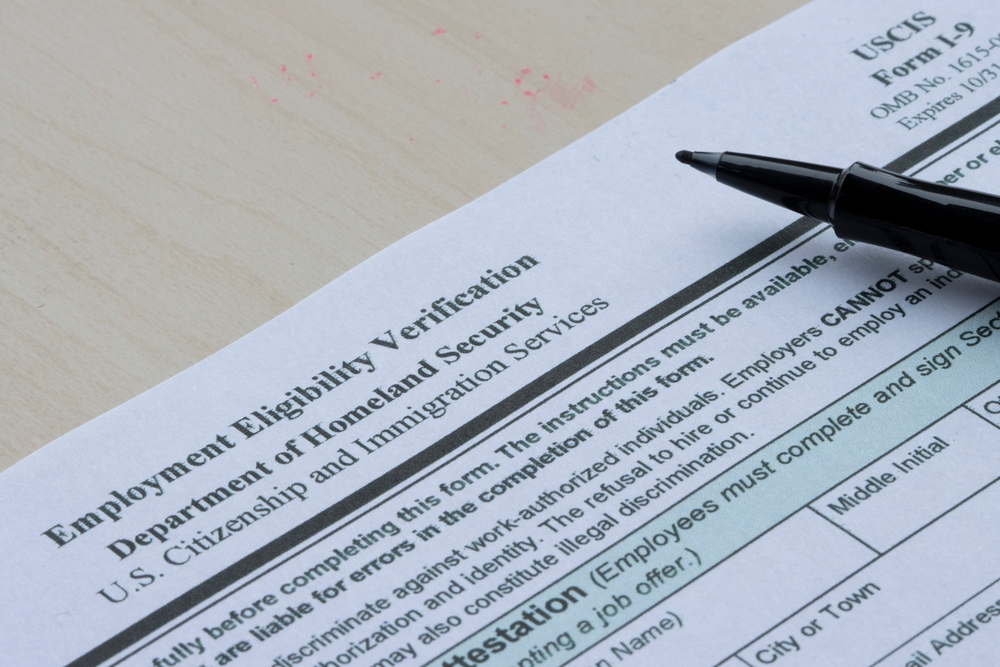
[[6, 1, 1000, 665]]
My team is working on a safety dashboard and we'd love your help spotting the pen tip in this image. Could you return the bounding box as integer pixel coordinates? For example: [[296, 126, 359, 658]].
[[676, 150, 723, 177]]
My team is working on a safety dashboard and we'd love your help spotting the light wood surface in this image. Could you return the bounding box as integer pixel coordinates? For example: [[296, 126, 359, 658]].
[[0, 0, 809, 472]]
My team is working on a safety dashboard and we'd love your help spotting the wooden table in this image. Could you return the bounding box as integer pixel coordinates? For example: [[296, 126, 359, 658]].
[[0, 0, 808, 471]]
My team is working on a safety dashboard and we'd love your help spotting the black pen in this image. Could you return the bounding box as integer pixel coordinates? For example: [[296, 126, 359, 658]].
[[676, 150, 1000, 283]]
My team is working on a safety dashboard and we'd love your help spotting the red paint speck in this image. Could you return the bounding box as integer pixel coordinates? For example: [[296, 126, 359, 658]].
[[514, 79, 521, 86], [410, 137, 414, 141], [281, 64, 287, 73], [271, 98, 278, 103], [370, 71, 381, 80], [310, 72, 317, 78], [431, 28, 446, 35], [307, 54, 313, 61], [474, 31, 482, 40], [521, 68, 531, 76], [543, 74, 550, 80], [286, 77, 292, 82], [250, 76, 261, 89], [525, 90, 535, 97], [501, 100, 509, 105]]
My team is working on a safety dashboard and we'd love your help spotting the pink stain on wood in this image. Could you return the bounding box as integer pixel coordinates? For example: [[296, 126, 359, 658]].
[[435, 79, 441, 83], [543, 74, 550, 80], [370, 71, 381, 80], [521, 68, 531, 76], [431, 28, 446, 35], [475, 31, 482, 40], [539, 74, 597, 111], [500, 100, 509, 105], [514, 79, 521, 86], [252, 56, 328, 103], [526, 106, 545, 130], [520, 74, 598, 130]]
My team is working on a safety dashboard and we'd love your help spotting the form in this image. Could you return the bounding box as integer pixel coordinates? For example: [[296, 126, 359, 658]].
[[5, 1, 1000, 665]]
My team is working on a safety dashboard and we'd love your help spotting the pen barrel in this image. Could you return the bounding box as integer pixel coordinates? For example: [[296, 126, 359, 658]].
[[716, 153, 841, 222], [832, 163, 1000, 282]]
